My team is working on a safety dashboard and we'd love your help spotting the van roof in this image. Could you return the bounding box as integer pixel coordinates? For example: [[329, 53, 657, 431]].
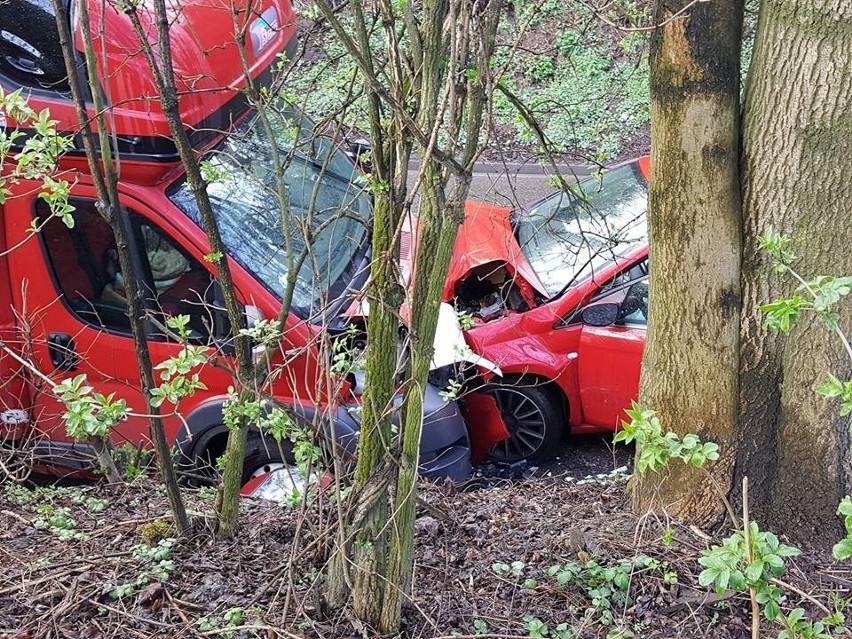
[[1, 0, 297, 177]]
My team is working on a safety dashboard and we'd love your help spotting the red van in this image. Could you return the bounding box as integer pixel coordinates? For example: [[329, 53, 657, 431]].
[[0, 0, 472, 483]]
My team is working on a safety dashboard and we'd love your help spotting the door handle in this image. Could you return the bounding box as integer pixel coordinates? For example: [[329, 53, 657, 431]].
[[47, 333, 79, 371]]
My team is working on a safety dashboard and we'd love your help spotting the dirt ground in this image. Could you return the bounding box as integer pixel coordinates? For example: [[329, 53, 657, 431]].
[[2, 447, 850, 639]]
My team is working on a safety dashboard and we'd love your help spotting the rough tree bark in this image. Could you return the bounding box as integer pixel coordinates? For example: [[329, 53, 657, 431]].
[[380, 1, 501, 630], [316, 0, 502, 631], [322, 0, 407, 615], [736, 0, 852, 543], [635, 0, 744, 525]]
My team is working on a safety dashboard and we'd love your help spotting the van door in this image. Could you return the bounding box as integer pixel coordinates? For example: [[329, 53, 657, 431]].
[[3, 189, 220, 466], [0, 204, 33, 443]]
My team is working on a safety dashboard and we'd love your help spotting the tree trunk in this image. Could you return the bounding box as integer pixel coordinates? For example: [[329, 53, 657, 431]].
[[737, 0, 852, 544], [635, 0, 744, 526], [322, 0, 407, 616], [125, 0, 256, 538], [53, 0, 188, 528]]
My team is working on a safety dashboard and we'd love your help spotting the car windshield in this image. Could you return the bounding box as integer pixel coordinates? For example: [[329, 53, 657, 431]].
[[168, 103, 370, 319], [515, 163, 647, 298]]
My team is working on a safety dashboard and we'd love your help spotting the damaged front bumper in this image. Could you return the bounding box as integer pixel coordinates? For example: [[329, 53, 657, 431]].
[[326, 383, 472, 482]]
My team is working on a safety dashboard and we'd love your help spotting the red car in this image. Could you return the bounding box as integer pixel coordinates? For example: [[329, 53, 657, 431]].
[[445, 158, 651, 463]]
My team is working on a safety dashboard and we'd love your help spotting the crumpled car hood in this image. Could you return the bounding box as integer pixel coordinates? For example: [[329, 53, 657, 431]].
[[443, 200, 547, 302]]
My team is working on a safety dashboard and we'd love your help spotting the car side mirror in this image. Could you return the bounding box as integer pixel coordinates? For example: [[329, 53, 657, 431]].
[[581, 302, 621, 327]]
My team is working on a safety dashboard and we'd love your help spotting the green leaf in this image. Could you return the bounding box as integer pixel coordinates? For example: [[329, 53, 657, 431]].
[[744, 560, 764, 583], [786, 608, 805, 626], [832, 537, 852, 561], [759, 297, 805, 333]]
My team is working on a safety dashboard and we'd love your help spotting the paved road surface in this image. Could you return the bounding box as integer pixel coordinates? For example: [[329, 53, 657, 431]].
[[408, 159, 592, 208]]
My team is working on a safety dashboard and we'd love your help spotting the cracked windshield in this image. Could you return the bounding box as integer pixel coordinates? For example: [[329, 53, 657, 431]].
[[516, 163, 647, 296], [170, 104, 370, 317]]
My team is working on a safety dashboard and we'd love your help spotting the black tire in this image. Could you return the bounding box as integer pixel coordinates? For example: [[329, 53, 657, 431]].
[[241, 431, 295, 485], [486, 382, 563, 463]]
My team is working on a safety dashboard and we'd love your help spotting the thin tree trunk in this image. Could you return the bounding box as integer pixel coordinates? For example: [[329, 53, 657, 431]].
[[634, 0, 744, 526], [315, 0, 500, 629], [737, 0, 852, 543], [124, 0, 255, 538], [322, 0, 406, 614], [52, 0, 188, 527]]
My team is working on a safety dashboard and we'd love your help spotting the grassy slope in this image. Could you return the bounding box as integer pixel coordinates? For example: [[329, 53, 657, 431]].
[[288, 0, 652, 164]]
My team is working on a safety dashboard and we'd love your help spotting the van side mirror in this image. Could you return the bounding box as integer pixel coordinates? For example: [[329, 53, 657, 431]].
[[347, 138, 372, 173], [581, 302, 620, 327], [245, 305, 269, 364], [245, 304, 264, 330]]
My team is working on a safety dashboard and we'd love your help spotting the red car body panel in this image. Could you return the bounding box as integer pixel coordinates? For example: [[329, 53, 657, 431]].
[[81, 0, 296, 134], [447, 159, 651, 455], [460, 392, 508, 463], [443, 200, 547, 301]]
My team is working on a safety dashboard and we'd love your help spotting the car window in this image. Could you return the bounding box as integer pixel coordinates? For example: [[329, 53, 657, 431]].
[[618, 280, 649, 326], [38, 199, 214, 339], [592, 258, 648, 301], [555, 259, 648, 329]]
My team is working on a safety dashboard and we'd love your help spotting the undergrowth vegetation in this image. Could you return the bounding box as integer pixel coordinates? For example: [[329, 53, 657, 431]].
[[290, 0, 761, 165], [291, 0, 651, 163]]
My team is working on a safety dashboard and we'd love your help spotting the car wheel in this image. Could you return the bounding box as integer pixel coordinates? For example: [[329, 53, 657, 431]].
[[486, 383, 563, 463], [241, 432, 294, 485]]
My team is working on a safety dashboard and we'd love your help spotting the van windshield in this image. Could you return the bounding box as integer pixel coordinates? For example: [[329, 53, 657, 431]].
[[168, 104, 370, 319]]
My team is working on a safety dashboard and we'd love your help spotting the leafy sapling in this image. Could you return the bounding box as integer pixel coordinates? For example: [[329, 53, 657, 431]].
[[833, 498, 852, 561], [54, 374, 129, 441], [758, 229, 852, 560], [698, 522, 800, 619], [149, 315, 209, 407], [53, 375, 127, 480], [758, 227, 852, 385], [0, 88, 74, 226], [614, 403, 719, 474]]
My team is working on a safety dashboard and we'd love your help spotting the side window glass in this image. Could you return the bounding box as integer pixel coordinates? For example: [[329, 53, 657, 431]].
[[39, 200, 214, 339], [556, 259, 649, 329], [40, 200, 128, 331], [618, 280, 649, 326], [592, 257, 648, 300], [134, 222, 215, 340]]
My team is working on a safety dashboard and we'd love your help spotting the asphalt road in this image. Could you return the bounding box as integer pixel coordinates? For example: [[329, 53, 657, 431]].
[[408, 159, 592, 209]]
